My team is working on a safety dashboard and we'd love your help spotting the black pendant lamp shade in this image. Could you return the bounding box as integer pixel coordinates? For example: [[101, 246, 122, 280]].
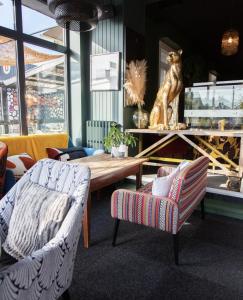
[[48, 0, 114, 32]]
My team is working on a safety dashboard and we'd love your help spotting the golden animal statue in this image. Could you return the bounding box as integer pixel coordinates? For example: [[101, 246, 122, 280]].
[[149, 49, 183, 130]]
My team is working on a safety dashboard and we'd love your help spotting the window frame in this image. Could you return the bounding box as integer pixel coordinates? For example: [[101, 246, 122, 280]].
[[0, 0, 70, 135]]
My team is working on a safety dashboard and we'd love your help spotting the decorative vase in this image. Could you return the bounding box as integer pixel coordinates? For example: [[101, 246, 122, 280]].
[[111, 145, 128, 158], [132, 105, 149, 129], [118, 144, 128, 157], [111, 146, 120, 157]]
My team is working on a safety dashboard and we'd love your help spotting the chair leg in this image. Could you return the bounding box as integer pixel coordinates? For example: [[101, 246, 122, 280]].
[[112, 219, 120, 247], [62, 289, 71, 300], [173, 233, 179, 265], [201, 198, 205, 220]]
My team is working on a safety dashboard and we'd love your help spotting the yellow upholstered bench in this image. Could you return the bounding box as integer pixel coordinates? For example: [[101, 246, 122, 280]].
[[0, 133, 68, 161]]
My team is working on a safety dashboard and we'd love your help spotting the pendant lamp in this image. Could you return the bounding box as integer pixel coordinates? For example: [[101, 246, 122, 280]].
[[221, 0, 239, 56], [47, 0, 114, 32], [221, 29, 239, 56]]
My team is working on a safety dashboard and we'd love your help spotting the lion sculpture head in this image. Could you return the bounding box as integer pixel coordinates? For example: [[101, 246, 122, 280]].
[[166, 49, 183, 65]]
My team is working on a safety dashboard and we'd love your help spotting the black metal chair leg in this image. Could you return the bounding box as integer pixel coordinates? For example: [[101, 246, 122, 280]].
[[62, 289, 71, 300], [201, 198, 205, 220], [173, 233, 179, 265], [112, 219, 120, 246]]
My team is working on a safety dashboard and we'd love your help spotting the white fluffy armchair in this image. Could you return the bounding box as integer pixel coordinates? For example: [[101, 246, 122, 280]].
[[0, 159, 90, 300]]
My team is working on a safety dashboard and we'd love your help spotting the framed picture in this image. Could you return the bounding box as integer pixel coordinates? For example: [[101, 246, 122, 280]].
[[90, 52, 120, 91]]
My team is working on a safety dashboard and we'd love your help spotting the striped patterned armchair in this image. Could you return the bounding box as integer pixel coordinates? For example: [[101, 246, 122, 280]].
[[111, 156, 209, 265], [0, 159, 90, 300]]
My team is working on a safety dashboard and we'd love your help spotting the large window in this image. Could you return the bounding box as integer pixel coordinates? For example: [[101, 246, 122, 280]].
[[24, 44, 66, 133], [0, 0, 68, 135], [22, 5, 65, 45], [0, 0, 15, 29], [0, 35, 20, 134]]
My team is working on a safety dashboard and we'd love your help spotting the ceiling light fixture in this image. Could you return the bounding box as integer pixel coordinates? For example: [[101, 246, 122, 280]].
[[221, 0, 239, 56], [47, 0, 114, 32]]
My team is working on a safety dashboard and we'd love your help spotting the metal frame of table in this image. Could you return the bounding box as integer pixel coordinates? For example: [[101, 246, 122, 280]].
[[126, 128, 243, 197]]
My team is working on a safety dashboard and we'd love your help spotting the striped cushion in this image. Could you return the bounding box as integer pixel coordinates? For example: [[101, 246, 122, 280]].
[[111, 189, 179, 234]]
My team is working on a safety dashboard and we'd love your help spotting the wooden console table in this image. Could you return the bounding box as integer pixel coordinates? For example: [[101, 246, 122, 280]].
[[70, 154, 148, 248], [126, 128, 243, 197]]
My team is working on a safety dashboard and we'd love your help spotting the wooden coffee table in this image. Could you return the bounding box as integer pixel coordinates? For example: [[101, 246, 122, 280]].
[[71, 154, 148, 248]]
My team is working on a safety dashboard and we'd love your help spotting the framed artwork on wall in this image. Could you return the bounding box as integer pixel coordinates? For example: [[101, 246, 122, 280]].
[[90, 52, 120, 91]]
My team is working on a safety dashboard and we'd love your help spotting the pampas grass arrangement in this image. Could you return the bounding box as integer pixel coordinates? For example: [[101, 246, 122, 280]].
[[124, 59, 147, 107]]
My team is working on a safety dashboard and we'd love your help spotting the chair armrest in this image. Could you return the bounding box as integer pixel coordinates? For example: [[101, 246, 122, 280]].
[[157, 165, 177, 177], [111, 189, 179, 234]]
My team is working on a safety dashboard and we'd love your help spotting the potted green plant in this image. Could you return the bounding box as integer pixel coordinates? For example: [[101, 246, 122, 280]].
[[120, 131, 137, 157], [104, 122, 137, 157]]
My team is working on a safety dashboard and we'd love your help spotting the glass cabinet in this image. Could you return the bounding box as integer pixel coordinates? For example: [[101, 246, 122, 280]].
[[184, 81, 243, 129]]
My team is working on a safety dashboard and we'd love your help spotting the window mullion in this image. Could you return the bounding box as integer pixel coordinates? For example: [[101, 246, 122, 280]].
[[65, 28, 72, 138], [22, 33, 67, 54], [14, 0, 28, 135]]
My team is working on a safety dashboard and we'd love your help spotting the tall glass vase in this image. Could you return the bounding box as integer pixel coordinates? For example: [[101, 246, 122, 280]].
[[132, 104, 149, 129]]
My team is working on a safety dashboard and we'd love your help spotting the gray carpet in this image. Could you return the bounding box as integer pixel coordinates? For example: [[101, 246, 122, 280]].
[[69, 184, 243, 300]]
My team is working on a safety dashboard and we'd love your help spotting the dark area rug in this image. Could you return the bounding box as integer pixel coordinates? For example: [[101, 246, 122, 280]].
[[69, 183, 243, 300]]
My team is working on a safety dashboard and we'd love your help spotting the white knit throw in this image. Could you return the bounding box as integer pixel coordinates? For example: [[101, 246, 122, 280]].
[[3, 181, 70, 260]]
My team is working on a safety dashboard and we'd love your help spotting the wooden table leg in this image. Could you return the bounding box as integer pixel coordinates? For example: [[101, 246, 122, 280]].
[[82, 193, 91, 248], [136, 165, 143, 190]]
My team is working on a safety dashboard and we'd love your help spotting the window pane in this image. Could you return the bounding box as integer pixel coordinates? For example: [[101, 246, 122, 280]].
[[0, 36, 20, 135], [22, 5, 65, 45], [0, 0, 15, 29], [24, 43, 66, 134]]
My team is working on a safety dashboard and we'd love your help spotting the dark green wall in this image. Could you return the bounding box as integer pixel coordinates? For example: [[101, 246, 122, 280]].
[[145, 18, 209, 112], [90, 0, 124, 125], [123, 0, 145, 36], [89, 0, 147, 130]]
